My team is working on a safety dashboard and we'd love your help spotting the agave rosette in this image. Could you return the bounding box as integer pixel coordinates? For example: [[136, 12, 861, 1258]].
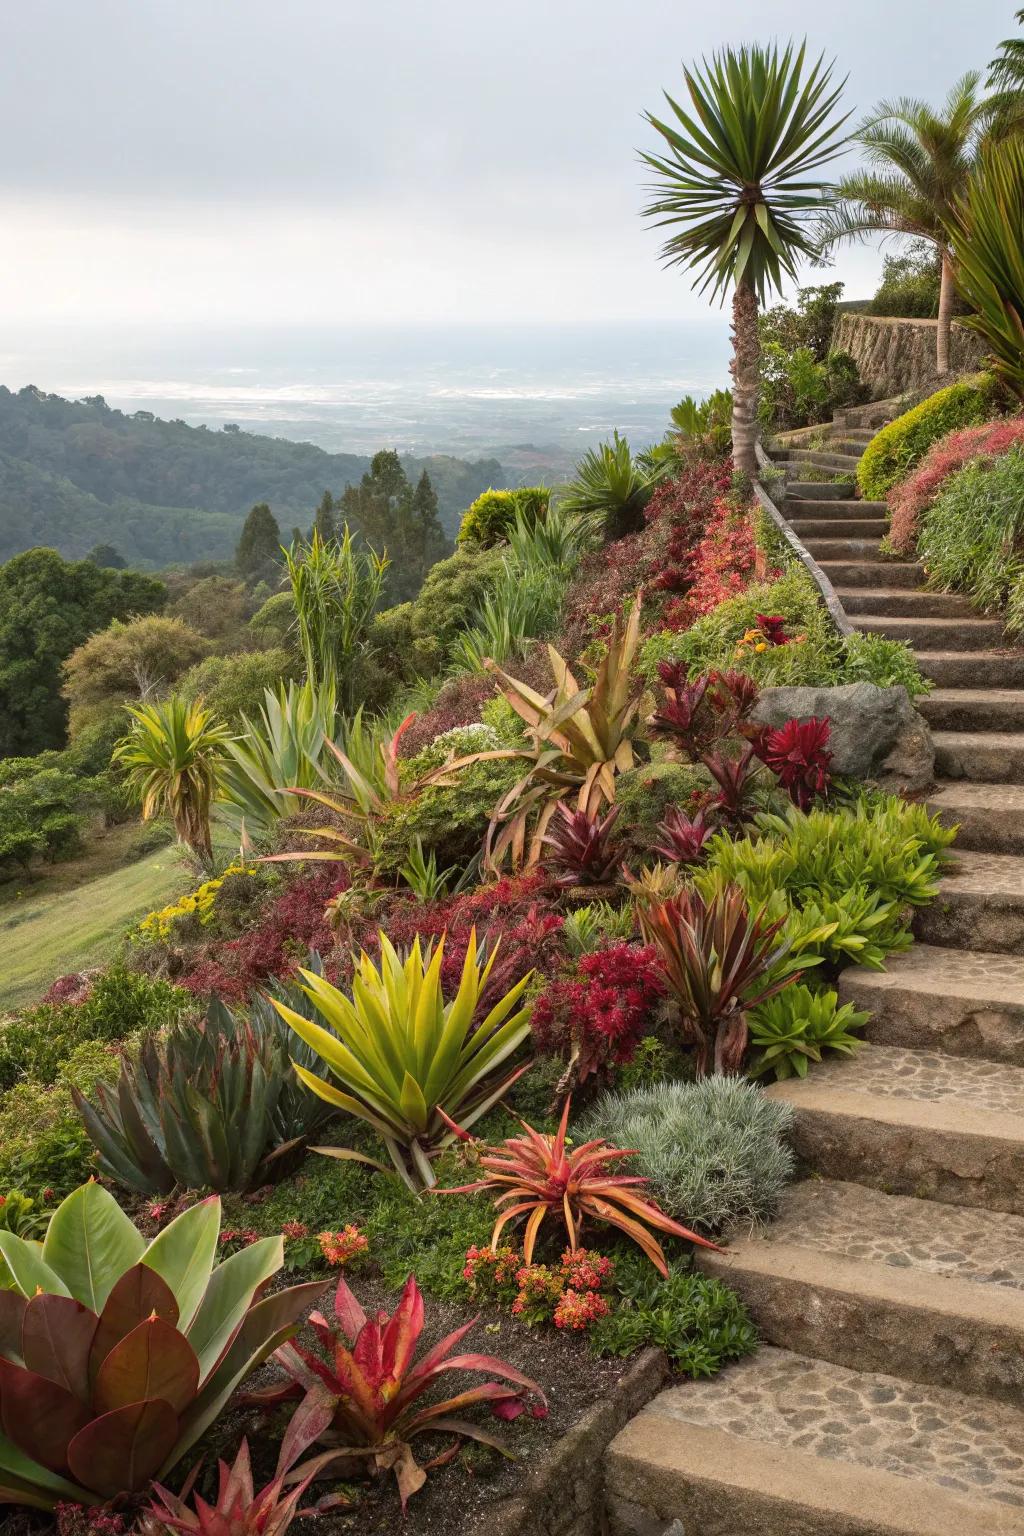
[[0, 1182, 324, 1509]]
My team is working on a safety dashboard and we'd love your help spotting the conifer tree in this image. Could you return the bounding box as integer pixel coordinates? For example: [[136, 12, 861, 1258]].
[[235, 502, 282, 581]]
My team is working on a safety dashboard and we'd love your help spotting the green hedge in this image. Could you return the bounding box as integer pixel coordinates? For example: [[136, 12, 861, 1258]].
[[857, 375, 1001, 500], [456, 486, 549, 546]]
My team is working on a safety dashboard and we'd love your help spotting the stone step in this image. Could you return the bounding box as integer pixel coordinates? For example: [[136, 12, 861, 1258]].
[[839, 941, 1024, 1062], [606, 1348, 1024, 1536], [850, 614, 1008, 651], [917, 651, 1024, 687], [817, 560, 924, 589], [914, 851, 1024, 958], [919, 689, 1024, 732], [765, 1042, 1024, 1214], [838, 588, 976, 618], [782, 449, 863, 473], [790, 518, 888, 540], [934, 729, 1024, 784], [782, 498, 888, 517], [929, 781, 1024, 854], [784, 479, 857, 501], [803, 537, 889, 561], [697, 1179, 1024, 1403]]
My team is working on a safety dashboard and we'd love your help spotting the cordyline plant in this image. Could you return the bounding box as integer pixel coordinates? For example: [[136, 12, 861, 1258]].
[[445, 598, 645, 871], [639, 883, 799, 1075], [436, 1098, 719, 1275], [0, 1182, 324, 1510], [113, 696, 232, 864], [250, 1274, 546, 1511], [141, 1437, 349, 1535], [272, 929, 533, 1192], [539, 803, 623, 887], [653, 806, 716, 865]]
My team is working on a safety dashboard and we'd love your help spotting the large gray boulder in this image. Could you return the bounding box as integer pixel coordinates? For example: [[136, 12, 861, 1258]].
[[751, 682, 934, 794]]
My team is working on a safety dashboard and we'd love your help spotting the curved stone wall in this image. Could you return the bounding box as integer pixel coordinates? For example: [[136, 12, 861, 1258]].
[[833, 313, 988, 399]]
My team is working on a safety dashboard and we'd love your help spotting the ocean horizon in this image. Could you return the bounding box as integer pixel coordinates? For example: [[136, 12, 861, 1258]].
[[0, 318, 733, 470]]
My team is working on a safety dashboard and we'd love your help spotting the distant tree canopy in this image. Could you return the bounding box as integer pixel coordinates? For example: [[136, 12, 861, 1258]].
[[0, 548, 165, 755], [0, 386, 505, 567], [235, 501, 282, 583], [61, 615, 210, 740], [338, 454, 449, 603], [86, 543, 127, 569]]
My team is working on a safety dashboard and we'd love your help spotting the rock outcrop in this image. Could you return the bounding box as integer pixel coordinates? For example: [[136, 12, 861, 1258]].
[[752, 681, 934, 793]]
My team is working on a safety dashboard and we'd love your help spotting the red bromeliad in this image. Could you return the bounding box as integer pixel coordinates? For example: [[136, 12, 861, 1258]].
[[653, 806, 716, 865], [703, 744, 758, 819], [140, 1438, 350, 1534], [257, 1274, 546, 1510], [436, 1098, 719, 1275], [539, 803, 623, 887], [749, 716, 833, 810]]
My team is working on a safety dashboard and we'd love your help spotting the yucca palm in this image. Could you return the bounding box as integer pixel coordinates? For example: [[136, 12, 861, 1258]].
[[817, 73, 997, 374], [641, 43, 848, 477], [113, 695, 232, 861], [947, 135, 1024, 399], [559, 432, 658, 540]]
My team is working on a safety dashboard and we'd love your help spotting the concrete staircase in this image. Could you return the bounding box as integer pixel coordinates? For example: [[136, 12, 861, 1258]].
[[605, 406, 1024, 1535]]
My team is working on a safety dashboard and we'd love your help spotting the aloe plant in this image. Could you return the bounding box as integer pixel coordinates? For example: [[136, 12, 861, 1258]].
[[73, 998, 331, 1195], [0, 1182, 323, 1509]]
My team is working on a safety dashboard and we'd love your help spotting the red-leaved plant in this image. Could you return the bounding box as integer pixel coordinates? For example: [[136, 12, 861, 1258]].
[[530, 942, 665, 1085], [255, 1274, 546, 1510], [141, 1438, 349, 1535], [703, 744, 758, 820], [639, 883, 798, 1075], [539, 803, 623, 887], [887, 415, 1024, 554], [653, 807, 716, 865], [749, 716, 833, 810], [436, 1098, 719, 1274]]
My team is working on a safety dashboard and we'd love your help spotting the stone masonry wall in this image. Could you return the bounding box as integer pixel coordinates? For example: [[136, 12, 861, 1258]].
[[833, 313, 988, 400]]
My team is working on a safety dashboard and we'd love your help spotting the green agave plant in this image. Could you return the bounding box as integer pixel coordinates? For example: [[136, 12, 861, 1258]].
[[0, 1182, 323, 1509]]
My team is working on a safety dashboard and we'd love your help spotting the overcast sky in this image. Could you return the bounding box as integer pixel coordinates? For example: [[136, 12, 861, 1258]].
[[0, 0, 1018, 327]]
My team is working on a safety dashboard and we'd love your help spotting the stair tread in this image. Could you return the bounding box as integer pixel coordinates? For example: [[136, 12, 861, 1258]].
[[933, 728, 1024, 748], [931, 781, 1024, 810], [842, 940, 1024, 1005], [611, 1347, 1024, 1528], [941, 848, 1024, 897], [926, 688, 1024, 704], [765, 1041, 1024, 1123], [716, 1177, 1024, 1294]]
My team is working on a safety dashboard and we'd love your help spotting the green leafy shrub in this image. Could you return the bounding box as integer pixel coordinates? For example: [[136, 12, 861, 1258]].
[[408, 545, 506, 672], [0, 965, 190, 1090], [0, 1040, 121, 1194], [179, 646, 298, 725], [868, 244, 941, 318], [840, 631, 931, 696], [578, 1076, 795, 1235], [857, 375, 1002, 500], [589, 1256, 757, 1376], [615, 761, 714, 849], [372, 753, 522, 876], [918, 446, 1024, 632], [561, 901, 636, 958], [641, 569, 842, 687], [749, 984, 870, 1079], [457, 486, 550, 546], [0, 764, 102, 877]]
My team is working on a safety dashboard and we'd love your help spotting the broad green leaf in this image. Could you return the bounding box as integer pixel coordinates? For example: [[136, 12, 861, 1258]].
[[43, 1184, 145, 1312], [186, 1237, 283, 1385], [143, 1197, 220, 1330], [0, 1233, 70, 1300]]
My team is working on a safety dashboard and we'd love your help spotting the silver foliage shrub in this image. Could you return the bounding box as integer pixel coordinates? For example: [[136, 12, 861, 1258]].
[[578, 1076, 795, 1236]]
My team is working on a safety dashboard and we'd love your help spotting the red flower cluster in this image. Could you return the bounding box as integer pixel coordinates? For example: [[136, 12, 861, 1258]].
[[464, 1244, 615, 1331], [531, 942, 665, 1085], [40, 972, 94, 1008], [749, 716, 833, 810], [888, 415, 1024, 554], [218, 1227, 261, 1251]]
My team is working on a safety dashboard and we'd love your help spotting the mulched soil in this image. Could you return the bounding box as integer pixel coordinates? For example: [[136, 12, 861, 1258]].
[[0, 1282, 627, 1536]]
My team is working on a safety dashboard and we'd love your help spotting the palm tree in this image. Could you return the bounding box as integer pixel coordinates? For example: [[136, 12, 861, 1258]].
[[640, 43, 849, 477], [817, 74, 997, 374], [946, 135, 1024, 400], [113, 695, 232, 862], [989, 10, 1024, 94]]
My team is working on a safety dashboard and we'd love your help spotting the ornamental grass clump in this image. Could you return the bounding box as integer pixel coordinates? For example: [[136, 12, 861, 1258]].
[[271, 929, 534, 1191], [0, 1182, 323, 1509], [578, 1077, 795, 1235]]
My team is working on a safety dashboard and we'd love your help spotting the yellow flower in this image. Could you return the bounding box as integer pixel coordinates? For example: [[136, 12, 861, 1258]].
[[754, 642, 767, 653]]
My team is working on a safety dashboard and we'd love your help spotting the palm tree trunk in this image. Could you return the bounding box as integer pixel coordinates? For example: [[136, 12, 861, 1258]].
[[936, 249, 955, 375], [730, 280, 759, 478]]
